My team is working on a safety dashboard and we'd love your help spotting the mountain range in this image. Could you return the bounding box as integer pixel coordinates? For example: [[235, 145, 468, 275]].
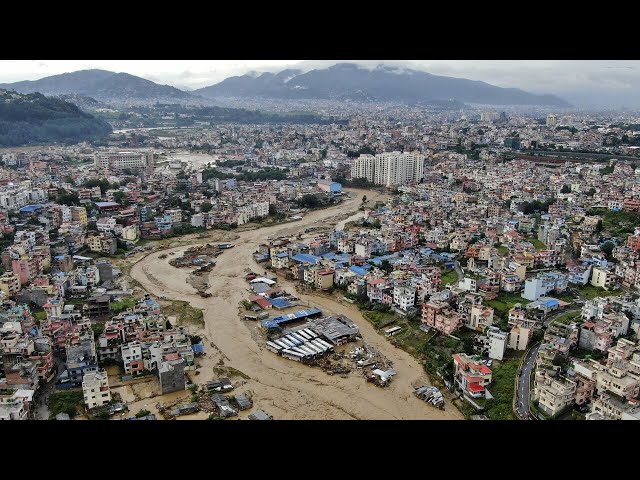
[[0, 69, 192, 105], [195, 64, 570, 106], [0, 64, 570, 107]]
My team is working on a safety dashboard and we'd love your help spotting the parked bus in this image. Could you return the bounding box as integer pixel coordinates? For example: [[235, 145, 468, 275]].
[[282, 350, 305, 362], [296, 330, 312, 341], [302, 328, 318, 339], [384, 326, 402, 337], [315, 338, 334, 351]]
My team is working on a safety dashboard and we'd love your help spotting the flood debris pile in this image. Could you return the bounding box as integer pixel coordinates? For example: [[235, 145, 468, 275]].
[[169, 243, 223, 268], [349, 343, 395, 387], [310, 352, 352, 376], [210, 393, 238, 418], [157, 399, 200, 419], [414, 385, 445, 409]]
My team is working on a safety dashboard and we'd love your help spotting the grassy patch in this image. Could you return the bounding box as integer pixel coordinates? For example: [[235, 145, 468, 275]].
[[497, 246, 509, 255], [49, 390, 84, 419], [576, 284, 624, 300], [440, 268, 459, 286], [571, 348, 606, 361], [486, 292, 531, 316], [110, 297, 136, 314], [526, 237, 547, 251], [163, 300, 205, 328], [483, 350, 524, 420], [33, 310, 47, 321], [553, 311, 581, 325], [587, 208, 640, 237], [362, 310, 397, 329], [390, 323, 435, 357]]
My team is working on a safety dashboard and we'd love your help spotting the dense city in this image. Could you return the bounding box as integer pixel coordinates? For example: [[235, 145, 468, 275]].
[[2, 61, 640, 421]]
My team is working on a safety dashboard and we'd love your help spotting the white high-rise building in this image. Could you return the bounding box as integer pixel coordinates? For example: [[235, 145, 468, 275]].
[[94, 151, 155, 171], [546, 114, 557, 127], [350, 154, 375, 181], [350, 151, 424, 187]]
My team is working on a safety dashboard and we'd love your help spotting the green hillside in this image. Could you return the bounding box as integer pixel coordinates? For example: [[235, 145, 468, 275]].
[[0, 89, 112, 146]]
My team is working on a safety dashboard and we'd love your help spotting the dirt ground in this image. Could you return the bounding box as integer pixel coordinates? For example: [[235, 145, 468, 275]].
[[128, 188, 463, 420]]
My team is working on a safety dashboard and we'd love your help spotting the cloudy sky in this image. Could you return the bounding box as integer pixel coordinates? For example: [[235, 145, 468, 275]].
[[1, 60, 639, 107]]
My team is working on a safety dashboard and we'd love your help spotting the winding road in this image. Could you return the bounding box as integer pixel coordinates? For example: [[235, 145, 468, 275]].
[[514, 306, 581, 419]]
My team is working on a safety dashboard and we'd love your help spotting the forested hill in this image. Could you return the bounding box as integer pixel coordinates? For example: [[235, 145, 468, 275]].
[[0, 89, 112, 146]]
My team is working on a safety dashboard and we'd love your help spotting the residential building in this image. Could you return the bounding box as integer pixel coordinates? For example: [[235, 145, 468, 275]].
[[121, 342, 144, 376], [82, 369, 111, 410], [159, 357, 186, 394], [534, 370, 577, 417], [452, 353, 493, 399], [487, 326, 508, 361]]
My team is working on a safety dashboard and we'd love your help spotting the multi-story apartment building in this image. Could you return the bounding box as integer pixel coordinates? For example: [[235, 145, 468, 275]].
[[591, 267, 617, 290], [94, 151, 154, 171], [71, 206, 87, 226], [121, 342, 144, 376], [466, 304, 494, 332], [486, 326, 508, 361], [522, 272, 568, 301], [350, 151, 424, 187], [0, 272, 21, 297], [452, 353, 493, 399], [534, 370, 577, 417], [422, 301, 462, 335], [393, 285, 416, 311], [82, 369, 111, 410]]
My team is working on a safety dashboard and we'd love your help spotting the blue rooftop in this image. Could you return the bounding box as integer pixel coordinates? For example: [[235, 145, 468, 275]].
[[19, 204, 44, 213], [542, 298, 559, 308], [291, 253, 321, 264], [270, 297, 292, 309], [369, 254, 399, 266], [261, 307, 321, 329], [192, 344, 205, 354], [275, 252, 289, 258], [349, 266, 370, 277]]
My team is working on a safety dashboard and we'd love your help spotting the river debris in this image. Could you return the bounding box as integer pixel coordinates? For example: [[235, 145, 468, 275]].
[[414, 385, 445, 409], [169, 243, 224, 268]]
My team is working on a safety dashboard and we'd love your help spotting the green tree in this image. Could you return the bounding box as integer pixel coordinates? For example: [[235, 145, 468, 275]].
[[201, 202, 213, 213], [113, 191, 126, 204], [380, 259, 393, 274], [297, 194, 320, 208], [601, 241, 615, 261], [561, 185, 571, 194], [362, 195, 367, 204], [596, 219, 603, 233]]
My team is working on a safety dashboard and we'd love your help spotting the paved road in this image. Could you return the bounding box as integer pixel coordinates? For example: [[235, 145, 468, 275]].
[[514, 306, 581, 419], [516, 342, 540, 419], [454, 261, 464, 282], [34, 358, 65, 419]]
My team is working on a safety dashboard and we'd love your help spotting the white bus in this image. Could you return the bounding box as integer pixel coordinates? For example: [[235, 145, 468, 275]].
[[266, 341, 282, 353], [282, 350, 305, 362], [296, 330, 312, 341], [384, 326, 403, 337]]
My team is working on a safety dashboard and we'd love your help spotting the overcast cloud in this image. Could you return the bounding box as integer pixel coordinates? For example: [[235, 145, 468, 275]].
[[1, 60, 639, 107]]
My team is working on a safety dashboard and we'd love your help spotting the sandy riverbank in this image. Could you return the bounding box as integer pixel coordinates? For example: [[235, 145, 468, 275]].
[[129, 189, 463, 420]]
